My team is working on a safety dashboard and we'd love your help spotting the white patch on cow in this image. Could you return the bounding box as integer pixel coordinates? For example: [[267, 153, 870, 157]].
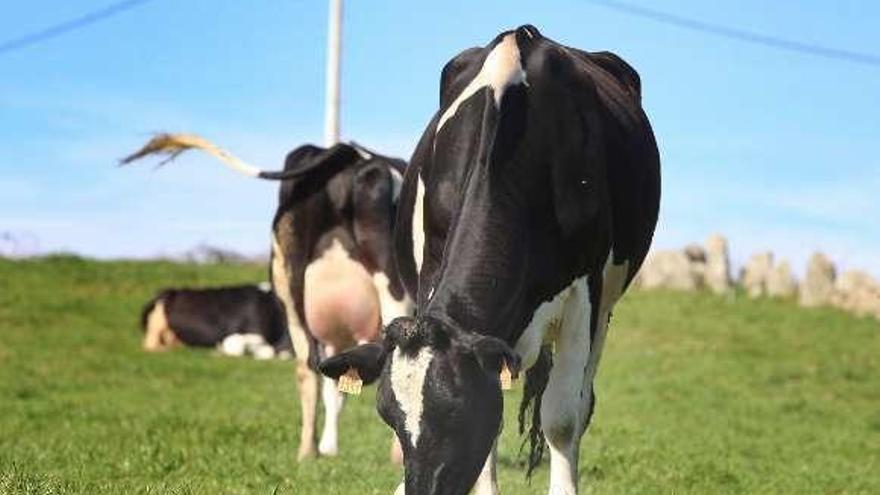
[[257, 281, 272, 292], [412, 176, 426, 272], [219, 334, 246, 356], [390, 347, 434, 448], [350, 142, 373, 160], [540, 276, 593, 495], [251, 343, 276, 360], [143, 300, 169, 351], [514, 277, 580, 370], [389, 167, 404, 202], [372, 272, 414, 326], [599, 252, 629, 315], [473, 442, 499, 495], [218, 333, 273, 359], [436, 33, 528, 133], [526, 251, 631, 493], [588, 252, 629, 379], [319, 374, 344, 456], [547, 440, 577, 495]]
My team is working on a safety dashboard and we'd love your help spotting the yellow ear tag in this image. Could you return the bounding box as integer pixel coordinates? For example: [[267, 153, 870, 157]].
[[337, 368, 363, 395], [499, 361, 513, 391]]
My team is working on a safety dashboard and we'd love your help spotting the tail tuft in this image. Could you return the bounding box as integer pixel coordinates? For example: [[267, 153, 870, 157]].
[[120, 133, 201, 167], [518, 345, 552, 478]]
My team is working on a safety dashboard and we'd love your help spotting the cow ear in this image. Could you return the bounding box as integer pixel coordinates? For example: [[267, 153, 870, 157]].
[[318, 343, 388, 385], [470, 335, 521, 378]]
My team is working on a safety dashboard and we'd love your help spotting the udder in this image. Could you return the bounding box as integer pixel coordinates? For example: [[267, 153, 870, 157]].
[[304, 240, 381, 350]]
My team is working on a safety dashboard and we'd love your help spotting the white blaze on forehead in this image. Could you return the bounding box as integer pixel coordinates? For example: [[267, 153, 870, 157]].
[[390, 347, 434, 448], [412, 176, 426, 272], [436, 33, 528, 133]]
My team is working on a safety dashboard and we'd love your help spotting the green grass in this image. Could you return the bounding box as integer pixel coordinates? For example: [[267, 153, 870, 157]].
[[1, 256, 878, 494]]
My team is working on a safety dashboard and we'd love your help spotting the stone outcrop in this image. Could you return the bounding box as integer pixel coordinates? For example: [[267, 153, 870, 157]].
[[633, 238, 879, 322], [766, 260, 797, 298], [704, 234, 732, 295], [740, 252, 773, 298], [831, 270, 880, 320], [636, 250, 702, 291], [799, 252, 836, 308]]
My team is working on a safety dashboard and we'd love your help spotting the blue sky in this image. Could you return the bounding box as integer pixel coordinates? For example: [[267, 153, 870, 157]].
[[1, 0, 878, 276]]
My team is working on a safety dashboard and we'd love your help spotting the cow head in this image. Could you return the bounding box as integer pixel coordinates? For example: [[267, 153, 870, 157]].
[[320, 316, 520, 494]]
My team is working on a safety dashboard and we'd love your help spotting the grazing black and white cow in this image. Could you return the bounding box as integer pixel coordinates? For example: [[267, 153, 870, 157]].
[[141, 283, 290, 359], [123, 136, 411, 460], [320, 25, 660, 494]]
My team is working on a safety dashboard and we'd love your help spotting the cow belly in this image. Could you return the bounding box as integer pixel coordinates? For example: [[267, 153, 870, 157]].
[[304, 245, 381, 349]]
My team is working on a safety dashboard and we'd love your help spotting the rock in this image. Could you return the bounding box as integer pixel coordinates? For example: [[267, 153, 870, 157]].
[[637, 250, 702, 291], [740, 252, 773, 298], [684, 244, 707, 264], [799, 252, 836, 308], [831, 270, 880, 320], [766, 260, 797, 298], [704, 234, 732, 295]]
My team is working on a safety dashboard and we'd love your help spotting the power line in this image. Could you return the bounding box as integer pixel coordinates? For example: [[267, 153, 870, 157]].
[[584, 0, 880, 67], [0, 0, 154, 56]]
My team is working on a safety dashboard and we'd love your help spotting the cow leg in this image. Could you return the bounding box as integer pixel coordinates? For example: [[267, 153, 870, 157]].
[[295, 359, 319, 460], [318, 346, 345, 456], [271, 235, 318, 461], [541, 258, 629, 494], [540, 277, 593, 495], [472, 439, 499, 495]]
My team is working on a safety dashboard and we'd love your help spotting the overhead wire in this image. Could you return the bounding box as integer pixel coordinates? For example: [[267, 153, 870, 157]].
[[584, 0, 880, 67], [0, 0, 154, 56]]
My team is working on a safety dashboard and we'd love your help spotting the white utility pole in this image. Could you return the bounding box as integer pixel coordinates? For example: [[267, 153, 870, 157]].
[[324, 0, 342, 146]]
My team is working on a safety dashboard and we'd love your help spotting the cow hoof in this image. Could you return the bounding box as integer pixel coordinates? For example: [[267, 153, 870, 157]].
[[297, 445, 317, 462], [318, 440, 339, 457]]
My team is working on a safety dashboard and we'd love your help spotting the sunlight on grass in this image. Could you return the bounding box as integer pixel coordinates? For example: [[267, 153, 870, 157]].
[[1, 257, 878, 494]]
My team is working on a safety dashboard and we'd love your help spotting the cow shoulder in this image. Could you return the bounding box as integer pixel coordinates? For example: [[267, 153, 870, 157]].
[[439, 46, 484, 109]]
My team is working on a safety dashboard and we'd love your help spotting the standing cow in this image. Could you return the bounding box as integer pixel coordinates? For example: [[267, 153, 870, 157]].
[[320, 25, 660, 494], [123, 136, 412, 460]]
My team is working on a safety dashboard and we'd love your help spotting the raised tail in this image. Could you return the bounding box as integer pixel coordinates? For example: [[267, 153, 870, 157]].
[[120, 133, 363, 181]]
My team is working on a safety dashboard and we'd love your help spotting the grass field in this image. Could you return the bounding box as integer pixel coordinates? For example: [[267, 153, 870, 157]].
[[1, 256, 878, 494]]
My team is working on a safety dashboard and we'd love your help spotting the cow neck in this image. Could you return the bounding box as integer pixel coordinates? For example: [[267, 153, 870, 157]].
[[420, 169, 530, 343]]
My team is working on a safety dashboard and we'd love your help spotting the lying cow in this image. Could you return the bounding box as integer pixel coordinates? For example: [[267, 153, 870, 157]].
[[320, 25, 661, 494], [141, 283, 290, 359], [123, 135, 411, 460]]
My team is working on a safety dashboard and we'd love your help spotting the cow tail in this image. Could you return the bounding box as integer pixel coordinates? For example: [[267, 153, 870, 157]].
[[518, 345, 552, 478]]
